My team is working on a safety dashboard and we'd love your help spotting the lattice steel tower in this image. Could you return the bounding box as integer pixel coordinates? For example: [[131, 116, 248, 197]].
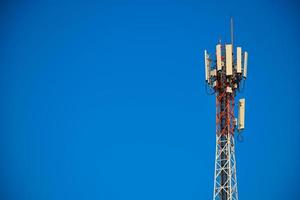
[[204, 19, 248, 200]]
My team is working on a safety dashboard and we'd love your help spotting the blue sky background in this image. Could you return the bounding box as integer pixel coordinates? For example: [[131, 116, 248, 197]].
[[0, 1, 300, 200]]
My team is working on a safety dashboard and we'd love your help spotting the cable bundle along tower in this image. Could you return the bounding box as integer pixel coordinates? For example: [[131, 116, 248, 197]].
[[204, 19, 248, 200]]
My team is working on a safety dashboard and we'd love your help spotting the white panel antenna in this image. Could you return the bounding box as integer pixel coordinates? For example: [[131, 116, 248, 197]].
[[243, 51, 248, 78], [226, 44, 233, 75], [204, 50, 210, 81], [238, 98, 245, 131], [236, 47, 242, 73], [216, 44, 222, 71]]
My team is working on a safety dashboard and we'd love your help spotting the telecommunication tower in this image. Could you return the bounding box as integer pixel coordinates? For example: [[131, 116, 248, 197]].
[[204, 19, 247, 200]]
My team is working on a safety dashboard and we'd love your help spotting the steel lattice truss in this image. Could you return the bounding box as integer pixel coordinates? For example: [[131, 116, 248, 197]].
[[213, 92, 238, 200], [213, 133, 238, 200]]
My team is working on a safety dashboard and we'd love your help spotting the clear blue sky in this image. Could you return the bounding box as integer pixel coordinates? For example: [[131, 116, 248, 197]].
[[0, 1, 299, 200]]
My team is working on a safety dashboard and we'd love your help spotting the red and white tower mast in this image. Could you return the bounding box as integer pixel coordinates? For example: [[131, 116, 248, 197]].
[[204, 19, 247, 200]]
